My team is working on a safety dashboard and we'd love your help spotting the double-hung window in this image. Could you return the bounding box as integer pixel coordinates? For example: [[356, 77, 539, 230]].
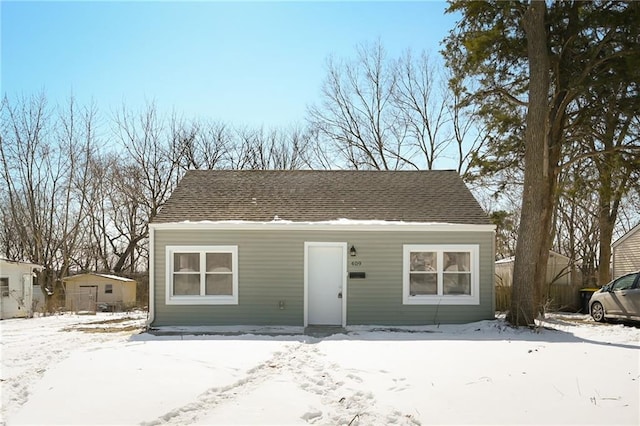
[[166, 246, 238, 305], [403, 244, 479, 305]]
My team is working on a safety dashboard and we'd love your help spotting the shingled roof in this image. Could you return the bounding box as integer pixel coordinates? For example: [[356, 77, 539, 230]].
[[152, 170, 491, 225]]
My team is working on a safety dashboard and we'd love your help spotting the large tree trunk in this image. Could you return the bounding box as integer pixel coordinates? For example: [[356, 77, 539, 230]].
[[508, 1, 550, 327], [597, 173, 620, 285], [598, 212, 614, 285]]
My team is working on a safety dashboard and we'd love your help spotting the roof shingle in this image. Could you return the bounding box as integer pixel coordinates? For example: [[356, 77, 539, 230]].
[[152, 170, 491, 225]]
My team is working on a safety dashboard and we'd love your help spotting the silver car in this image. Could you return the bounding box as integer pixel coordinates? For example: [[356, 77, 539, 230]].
[[589, 271, 640, 322]]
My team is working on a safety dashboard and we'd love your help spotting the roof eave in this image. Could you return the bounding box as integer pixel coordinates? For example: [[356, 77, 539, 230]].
[[0, 258, 44, 269], [612, 222, 640, 249], [150, 220, 496, 232]]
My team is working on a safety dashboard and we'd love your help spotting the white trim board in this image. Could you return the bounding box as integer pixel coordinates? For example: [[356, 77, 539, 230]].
[[150, 221, 495, 233]]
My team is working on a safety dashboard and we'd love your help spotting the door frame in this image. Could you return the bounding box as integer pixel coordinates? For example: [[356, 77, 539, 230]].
[[304, 242, 347, 327]]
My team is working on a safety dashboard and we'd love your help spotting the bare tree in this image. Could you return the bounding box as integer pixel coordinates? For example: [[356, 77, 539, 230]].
[[173, 119, 231, 171], [309, 42, 486, 174], [232, 126, 313, 170], [54, 97, 97, 277], [554, 162, 600, 286], [80, 152, 118, 271], [0, 93, 96, 300], [308, 41, 407, 170], [111, 102, 181, 273], [393, 50, 449, 170], [615, 188, 640, 239]]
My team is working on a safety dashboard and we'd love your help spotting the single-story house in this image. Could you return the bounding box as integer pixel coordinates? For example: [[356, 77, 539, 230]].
[[148, 170, 496, 328], [495, 250, 573, 287], [0, 258, 43, 319], [612, 223, 640, 279], [62, 273, 137, 312]]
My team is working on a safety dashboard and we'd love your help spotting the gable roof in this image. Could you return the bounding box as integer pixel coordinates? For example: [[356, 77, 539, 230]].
[[612, 222, 640, 248], [152, 170, 491, 225], [0, 257, 43, 269], [495, 250, 570, 265]]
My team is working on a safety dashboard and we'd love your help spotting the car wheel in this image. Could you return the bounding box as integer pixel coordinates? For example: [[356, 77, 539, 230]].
[[591, 301, 605, 322]]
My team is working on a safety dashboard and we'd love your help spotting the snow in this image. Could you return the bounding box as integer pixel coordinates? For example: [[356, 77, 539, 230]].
[[170, 219, 466, 226], [89, 273, 136, 282], [153, 219, 495, 229], [62, 273, 135, 282], [1, 312, 639, 425]]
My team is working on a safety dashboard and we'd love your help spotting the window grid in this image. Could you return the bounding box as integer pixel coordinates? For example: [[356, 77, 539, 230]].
[[403, 245, 479, 305], [166, 246, 238, 305]]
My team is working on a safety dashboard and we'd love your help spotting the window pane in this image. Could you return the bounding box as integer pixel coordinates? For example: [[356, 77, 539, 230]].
[[174, 253, 199, 272], [206, 253, 232, 272], [443, 273, 471, 295], [612, 275, 636, 291], [410, 273, 437, 295], [174, 274, 200, 295], [0, 278, 9, 297], [444, 252, 470, 271], [206, 274, 233, 295], [410, 252, 437, 272]]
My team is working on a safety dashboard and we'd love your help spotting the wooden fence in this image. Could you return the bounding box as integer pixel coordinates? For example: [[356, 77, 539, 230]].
[[495, 282, 584, 313]]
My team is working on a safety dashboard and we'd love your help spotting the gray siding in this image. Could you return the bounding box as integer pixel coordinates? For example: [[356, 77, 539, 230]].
[[152, 229, 495, 326]]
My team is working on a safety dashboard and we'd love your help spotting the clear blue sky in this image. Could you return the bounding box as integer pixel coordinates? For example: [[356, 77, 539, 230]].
[[2, 1, 458, 128]]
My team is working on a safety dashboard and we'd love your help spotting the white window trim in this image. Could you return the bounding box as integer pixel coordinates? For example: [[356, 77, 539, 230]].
[[165, 245, 238, 305], [403, 244, 480, 305]]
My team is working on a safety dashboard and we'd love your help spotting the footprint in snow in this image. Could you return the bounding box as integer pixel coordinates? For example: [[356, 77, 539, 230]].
[[301, 410, 323, 423], [346, 373, 363, 383]]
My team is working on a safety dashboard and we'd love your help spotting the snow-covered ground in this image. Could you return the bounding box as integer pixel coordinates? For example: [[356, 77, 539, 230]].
[[1, 312, 638, 425]]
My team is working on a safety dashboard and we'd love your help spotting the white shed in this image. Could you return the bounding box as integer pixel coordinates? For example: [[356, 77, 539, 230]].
[[0, 258, 43, 319], [612, 223, 640, 279], [495, 250, 573, 287], [494, 251, 578, 311]]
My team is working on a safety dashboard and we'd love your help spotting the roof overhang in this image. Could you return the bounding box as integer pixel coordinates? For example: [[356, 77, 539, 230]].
[[62, 273, 135, 283], [0, 258, 44, 270], [612, 222, 640, 249], [150, 219, 496, 233]]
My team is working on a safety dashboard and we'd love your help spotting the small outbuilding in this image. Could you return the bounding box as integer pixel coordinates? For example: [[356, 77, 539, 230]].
[[0, 258, 43, 319], [494, 251, 578, 311], [149, 170, 496, 328], [612, 223, 640, 279], [495, 250, 573, 287], [62, 273, 137, 312]]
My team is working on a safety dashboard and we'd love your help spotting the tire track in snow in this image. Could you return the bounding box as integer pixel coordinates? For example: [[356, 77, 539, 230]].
[[140, 339, 421, 425]]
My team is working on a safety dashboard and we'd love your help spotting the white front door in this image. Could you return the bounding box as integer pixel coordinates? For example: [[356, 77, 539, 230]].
[[305, 242, 346, 326]]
